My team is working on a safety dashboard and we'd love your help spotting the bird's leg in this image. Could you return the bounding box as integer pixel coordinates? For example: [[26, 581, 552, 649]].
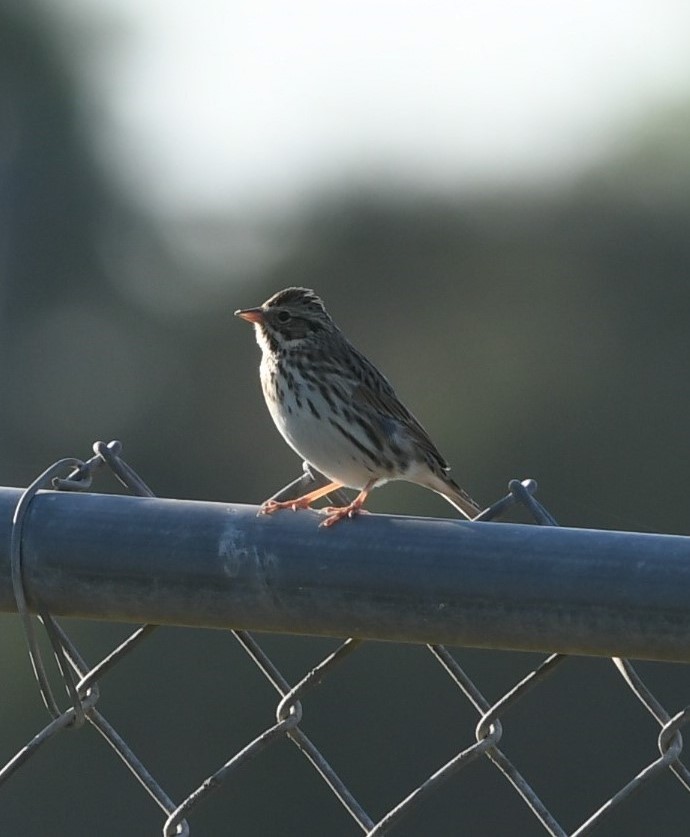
[[260, 481, 345, 515], [320, 479, 377, 528]]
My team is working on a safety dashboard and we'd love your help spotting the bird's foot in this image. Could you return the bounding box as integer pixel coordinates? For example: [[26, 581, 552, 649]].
[[319, 504, 370, 528], [259, 480, 346, 518], [259, 496, 314, 515]]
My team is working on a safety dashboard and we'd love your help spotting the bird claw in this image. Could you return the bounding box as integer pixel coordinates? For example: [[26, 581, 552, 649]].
[[258, 492, 371, 527], [259, 498, 313, 516], [319, 505, 370, 527]]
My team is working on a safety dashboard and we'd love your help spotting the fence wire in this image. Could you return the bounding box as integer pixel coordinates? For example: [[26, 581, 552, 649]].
[[2, 440, 690, 835]]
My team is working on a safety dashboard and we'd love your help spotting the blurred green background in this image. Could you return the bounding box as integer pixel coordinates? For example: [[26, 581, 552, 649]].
[[2, 2, 690, 835]]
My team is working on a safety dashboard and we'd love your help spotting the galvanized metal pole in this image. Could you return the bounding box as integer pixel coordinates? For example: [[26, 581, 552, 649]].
[[0, 486, 689, 661]]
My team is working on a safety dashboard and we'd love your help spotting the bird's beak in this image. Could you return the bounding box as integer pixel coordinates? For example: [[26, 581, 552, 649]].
[[234, 307, 264, 324]]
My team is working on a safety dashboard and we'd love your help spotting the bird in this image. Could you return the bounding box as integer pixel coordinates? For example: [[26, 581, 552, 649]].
[[234, 287, 481, 527]]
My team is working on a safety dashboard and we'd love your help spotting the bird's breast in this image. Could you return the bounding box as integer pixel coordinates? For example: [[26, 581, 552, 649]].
[[258, 355, 389, 489]]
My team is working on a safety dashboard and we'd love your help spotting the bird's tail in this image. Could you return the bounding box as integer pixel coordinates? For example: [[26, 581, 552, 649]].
[[441, 478, 482, 520]]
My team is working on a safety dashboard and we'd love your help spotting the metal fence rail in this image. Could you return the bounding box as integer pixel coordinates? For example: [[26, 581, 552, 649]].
[[2, 483, 690, 660], [1, 441, 690, 835]]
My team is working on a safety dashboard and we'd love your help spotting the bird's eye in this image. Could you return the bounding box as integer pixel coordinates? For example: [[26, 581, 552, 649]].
[[277, 311, 291, 323]]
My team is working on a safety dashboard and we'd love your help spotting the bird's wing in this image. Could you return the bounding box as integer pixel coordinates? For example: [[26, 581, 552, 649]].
[[352, 382, 451, 472]]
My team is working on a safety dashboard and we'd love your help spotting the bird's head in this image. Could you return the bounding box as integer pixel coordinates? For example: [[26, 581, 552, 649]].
[[235, 287, 334, 351]]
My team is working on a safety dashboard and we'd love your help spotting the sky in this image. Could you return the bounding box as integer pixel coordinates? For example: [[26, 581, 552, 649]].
[[47, 0, 690, 217]]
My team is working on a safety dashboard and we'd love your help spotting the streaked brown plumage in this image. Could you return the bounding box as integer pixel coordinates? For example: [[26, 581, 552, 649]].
[[235, 287, 481, 526]]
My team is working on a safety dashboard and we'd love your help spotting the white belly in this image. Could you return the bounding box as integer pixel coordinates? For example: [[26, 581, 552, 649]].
[[262, 361, 379, 489]]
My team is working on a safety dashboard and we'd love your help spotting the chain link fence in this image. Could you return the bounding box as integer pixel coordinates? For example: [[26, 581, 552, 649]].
[[1, 440, 690, 835]]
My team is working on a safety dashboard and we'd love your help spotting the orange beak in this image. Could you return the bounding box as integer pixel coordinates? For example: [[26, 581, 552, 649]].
[[234, 307, 264, 324]]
